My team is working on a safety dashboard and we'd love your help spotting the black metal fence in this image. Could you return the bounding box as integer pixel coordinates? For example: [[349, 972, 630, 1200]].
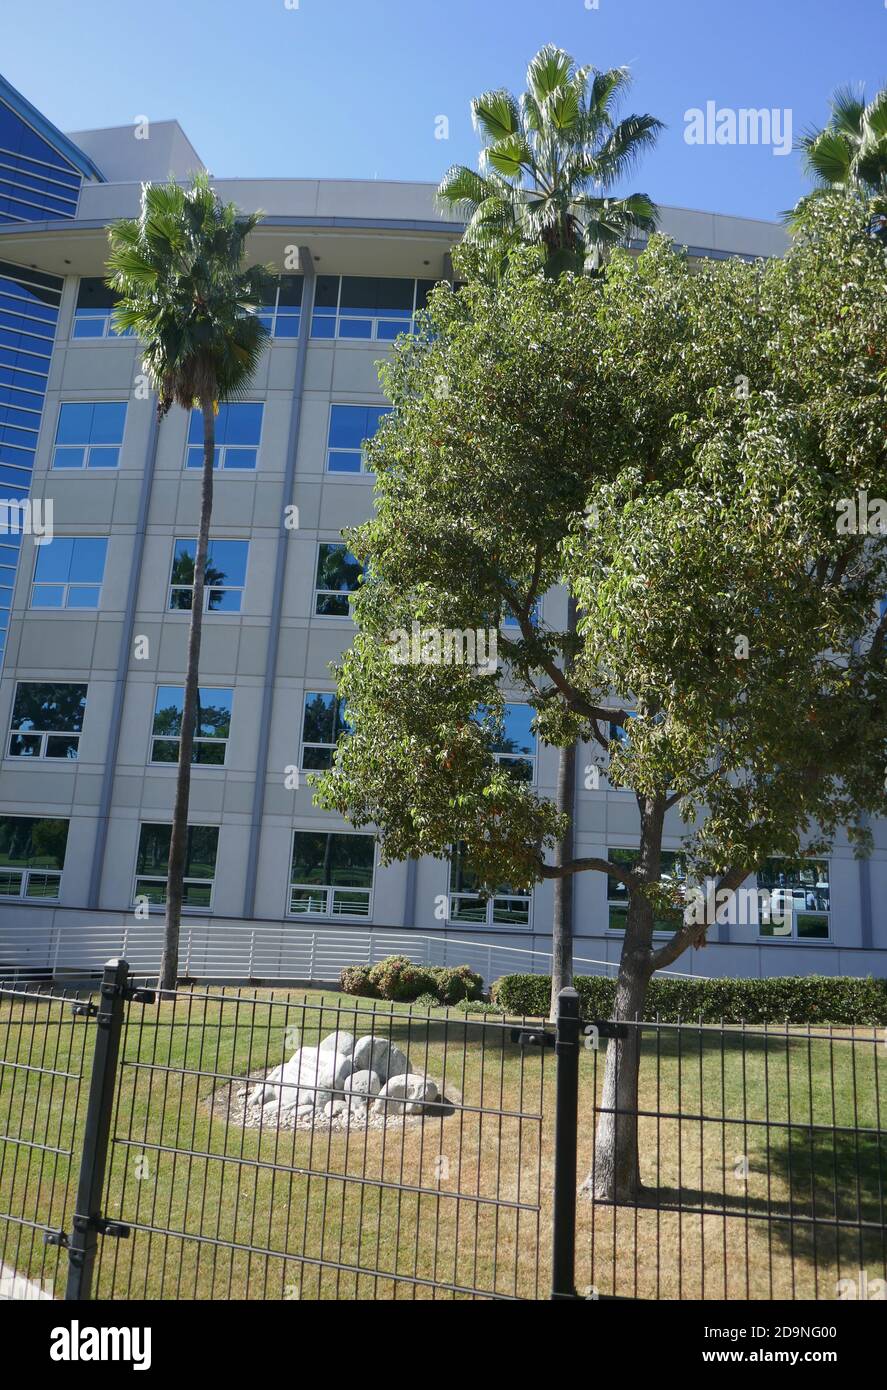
[[1, 961, 885, 1301]]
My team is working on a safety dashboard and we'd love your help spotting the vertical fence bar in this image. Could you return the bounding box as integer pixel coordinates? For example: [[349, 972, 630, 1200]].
[[551, 986, 581, 1300], [64, 957, 129, 1301]]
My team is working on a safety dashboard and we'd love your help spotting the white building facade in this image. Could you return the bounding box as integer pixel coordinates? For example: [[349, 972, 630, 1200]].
[[0, 74, 882, 984]]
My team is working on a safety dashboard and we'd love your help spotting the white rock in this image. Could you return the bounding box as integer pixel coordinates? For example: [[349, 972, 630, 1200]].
[[323, 1098, 348, 1118], [268, 1046, 352, 1112], [247, 1062, 283, 1108], [342, 1068, 382, 1098], [372, 1074, 439, 1116], [319, 1030, 355, 1057], [351, 1036, 411, 1084]]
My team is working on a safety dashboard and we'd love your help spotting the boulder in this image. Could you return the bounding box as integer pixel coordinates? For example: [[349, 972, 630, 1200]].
[[247, 1063, 283, 1108], [319, 1030, 355, 1057], [372, 1074, 439, 1116], [267, 1046, 352, 1112], [342, 1069, 382, 1099], [351, 1035, 410, 1084], [322, 1098, 348, 1118]]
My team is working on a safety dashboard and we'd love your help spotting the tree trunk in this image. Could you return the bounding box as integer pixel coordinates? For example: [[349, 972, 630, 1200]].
[[583, 924, 652, 1204], [549, 594, 578, 1019], [582, 797, 663, 1203], [158, 394, 214, 992]]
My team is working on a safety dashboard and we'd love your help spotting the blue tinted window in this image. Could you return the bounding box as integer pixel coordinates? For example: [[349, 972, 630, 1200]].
[[169, 539, 249, 612], [32, 537, 107, 609], [53, 402, 125, 468], [327, 404, 391, 472], [187, 403, 262, 469]]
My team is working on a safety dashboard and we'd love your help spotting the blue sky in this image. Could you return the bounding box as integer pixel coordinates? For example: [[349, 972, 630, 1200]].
[[2, 0, 884, 221]]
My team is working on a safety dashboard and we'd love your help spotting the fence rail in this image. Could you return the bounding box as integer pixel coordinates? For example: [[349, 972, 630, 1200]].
[[0, 920, 696, 988]]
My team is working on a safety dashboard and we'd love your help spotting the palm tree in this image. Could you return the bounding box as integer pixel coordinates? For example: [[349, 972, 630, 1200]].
[[789, 84, 887, 239], [107, 173, 271, 991], [437, 43, 663, 278], [439, 46, 662, 1014]]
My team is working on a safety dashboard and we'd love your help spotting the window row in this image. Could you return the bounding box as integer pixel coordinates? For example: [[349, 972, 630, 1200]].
[[72, 275, 436, 344], [48, 400, 392, 474], [5, 685, 536, 777], [0, 814, 834, 940]]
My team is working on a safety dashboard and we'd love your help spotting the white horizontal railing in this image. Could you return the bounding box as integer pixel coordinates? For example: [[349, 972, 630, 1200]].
[[0, 919, 698, 987]]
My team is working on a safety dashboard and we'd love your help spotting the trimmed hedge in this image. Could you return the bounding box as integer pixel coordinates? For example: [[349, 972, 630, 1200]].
[[490, 973, 887, 1025], [339, 957, 485, 1005]]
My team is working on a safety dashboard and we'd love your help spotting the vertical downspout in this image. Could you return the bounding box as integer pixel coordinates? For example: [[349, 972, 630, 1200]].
[[242, 248, 315, 920]]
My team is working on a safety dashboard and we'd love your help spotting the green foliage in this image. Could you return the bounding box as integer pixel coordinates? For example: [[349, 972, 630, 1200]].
[[314, 196, 887, 979], [338, 964, 377, 998], [491, 973, 887, 1025], [790, 84, 887, 238], [367, 956, 435, 1002], [339, 957, 485, 1005], [106, 172, 273, 412], [437, 43, 662, 277]]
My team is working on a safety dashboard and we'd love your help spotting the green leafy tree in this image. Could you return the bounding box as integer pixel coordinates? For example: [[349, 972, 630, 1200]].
[[107, 174, 271, 991], [437, 43, 662, 279], [439, 44, 662, 1016], [789, 83, 887, 239], [315, 197, 887, 1202]]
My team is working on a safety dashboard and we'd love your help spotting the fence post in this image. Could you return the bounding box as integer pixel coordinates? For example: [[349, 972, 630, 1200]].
[[551, 985, 581, 1300], [64, 957, 129, 1300]]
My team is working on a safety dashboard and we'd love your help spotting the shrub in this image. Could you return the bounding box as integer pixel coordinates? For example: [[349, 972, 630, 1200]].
[[368, 955, 438, 1002], [490, 973, 887, 1025], [411, 992, 441, 1011], [338, 964, 378, 998], [454, 998, 505, 1015], [429, 964, 484, 1004]]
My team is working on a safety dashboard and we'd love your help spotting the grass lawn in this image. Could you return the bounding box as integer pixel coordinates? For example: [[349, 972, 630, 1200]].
[[1, 985, 885, 1301]]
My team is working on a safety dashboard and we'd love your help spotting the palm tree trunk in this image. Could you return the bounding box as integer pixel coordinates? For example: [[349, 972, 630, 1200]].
[[549, 594, 578, 1019], [159, 394, 214, 992]]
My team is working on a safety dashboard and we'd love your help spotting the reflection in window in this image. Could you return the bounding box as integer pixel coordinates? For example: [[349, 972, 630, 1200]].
[[134, 823, 219, 909], [289, 831, 375, 917], [314, 543, 362, 616], [185, 403, 263, 471], [476, 703, 537, 782], [448, 842, 531, 928], [757, 860, 830, 940], [300, 692, 349, 769], [607, 848, 685, 932], [0, 815, 69, 899], [168, 539, 248, 613], [7, 682, 87, 759], [150, 686, 233, 766], [31, 537, 107, 609]]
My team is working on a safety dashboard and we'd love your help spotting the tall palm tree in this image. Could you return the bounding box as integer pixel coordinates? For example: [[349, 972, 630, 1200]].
[[439, 46, 662, 1014], [437, 43, 663, 278], [789, 84, 887, 238], [107, 173, 271, 991]]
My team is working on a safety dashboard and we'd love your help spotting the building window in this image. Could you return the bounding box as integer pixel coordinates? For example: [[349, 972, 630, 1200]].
[[168, 538, 248, 613], [606, 848, 685, 931], [31, 537, 107, 609], [311, 275, 436, 341], [289, 830, 376, 918], [185, 403, 263, 471], [7, 682, 87, 759], [52, 402, 126, 469], [314, 543, 362, 616], [258, 274, 303, 338], [448, 843, 531, 928], [300, 691, 349, 769], [0, 815, 69, 899], [502, 599, 542, 631], [72, 278, 133, 338], [477, 703, 537, 782], [134, 823, 219, 909], [327, 404, 391, 473], [757, 860, 830, 940], [150, 686, 233, 766]]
